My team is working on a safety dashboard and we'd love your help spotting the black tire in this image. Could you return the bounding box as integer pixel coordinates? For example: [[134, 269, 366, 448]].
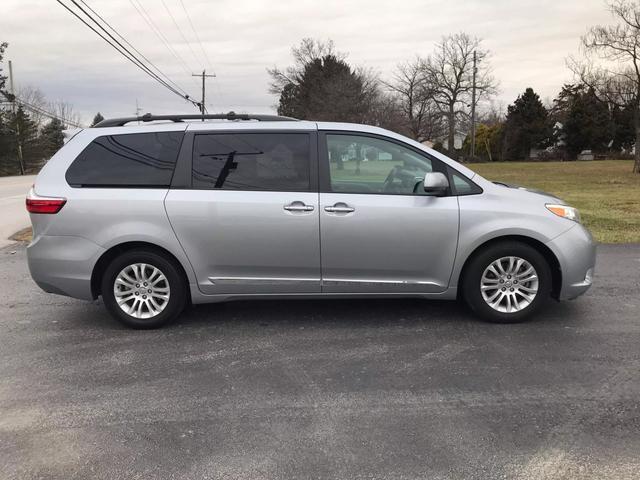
[[461, 241, 552, 323], [101, 249, 187, 329]]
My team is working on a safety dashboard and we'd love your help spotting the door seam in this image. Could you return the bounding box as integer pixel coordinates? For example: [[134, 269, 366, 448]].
[[162, 189, 201, 290], [315, 124, 325, 292], [446, 196, 462, 289]]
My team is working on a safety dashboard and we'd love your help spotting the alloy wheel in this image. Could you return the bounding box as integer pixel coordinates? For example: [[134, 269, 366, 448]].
[[480, 256, 539, 313], [113, 263, 171, 319]]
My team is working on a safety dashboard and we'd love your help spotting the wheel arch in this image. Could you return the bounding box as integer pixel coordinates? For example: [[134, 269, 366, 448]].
[[91, 241, 191, 302], [457, 235, 562, 300]]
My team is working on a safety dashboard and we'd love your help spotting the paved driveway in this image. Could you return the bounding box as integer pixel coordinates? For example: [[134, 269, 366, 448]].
[[0, 175, 36, 247], [0, 243, 639, 479]]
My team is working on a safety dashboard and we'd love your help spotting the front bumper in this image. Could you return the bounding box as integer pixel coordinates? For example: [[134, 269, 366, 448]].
[[27, 235, 105, 300], [546, 223, 597, 300]]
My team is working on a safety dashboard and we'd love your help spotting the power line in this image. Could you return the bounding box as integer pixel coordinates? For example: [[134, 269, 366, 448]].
[[177, 0, 220, 109], [178, 0, 213, 71], [55, 0, 199, 107], [76, 0, 190, 98], [56, 0, 193, 102], [160, 0, 201, 68], [14, 97, 84, 128], [67, 0, 196, 101], [127, 0, 200, 89]]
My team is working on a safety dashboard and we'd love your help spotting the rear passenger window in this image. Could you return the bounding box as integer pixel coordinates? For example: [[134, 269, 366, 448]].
[[66, 132, 182, 187], [192, 133, 310, 191]]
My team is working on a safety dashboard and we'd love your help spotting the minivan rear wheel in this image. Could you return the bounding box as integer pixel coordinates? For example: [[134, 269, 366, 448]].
[[101, 249, 187, 329], [462, 241, 552, 323]]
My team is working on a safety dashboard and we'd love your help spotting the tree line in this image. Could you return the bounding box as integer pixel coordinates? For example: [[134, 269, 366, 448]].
[[270, 0, 640, 173], [270, 37, 634, 163]]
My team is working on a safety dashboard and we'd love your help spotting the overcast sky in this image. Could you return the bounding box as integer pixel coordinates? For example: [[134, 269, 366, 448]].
[[2, 0, 613, 124]]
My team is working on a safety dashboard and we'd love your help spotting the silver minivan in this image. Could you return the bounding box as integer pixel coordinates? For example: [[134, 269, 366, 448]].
[[26, 113, 596, 328]]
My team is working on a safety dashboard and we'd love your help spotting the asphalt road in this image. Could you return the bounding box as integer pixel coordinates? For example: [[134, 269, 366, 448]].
[[1, 243, 639, 480], [0, 175, 36, 248]]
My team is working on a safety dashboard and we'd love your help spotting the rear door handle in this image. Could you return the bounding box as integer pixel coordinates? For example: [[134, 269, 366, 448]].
[[284, 201, 314, 212], [324, 203, 355, 213]]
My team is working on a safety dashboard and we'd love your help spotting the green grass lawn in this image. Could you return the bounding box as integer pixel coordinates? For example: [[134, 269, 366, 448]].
[[470, 160, 640, 243]]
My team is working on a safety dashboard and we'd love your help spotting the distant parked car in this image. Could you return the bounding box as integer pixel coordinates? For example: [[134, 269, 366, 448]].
[[26, 113, 595, 328]]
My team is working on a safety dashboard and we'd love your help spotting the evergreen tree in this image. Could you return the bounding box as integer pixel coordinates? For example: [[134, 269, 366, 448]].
[[611, 103, 635, 152], [7, 106, 41, 173], [269, 39, 377, 123], [0, 42, 15, 175], [39, 117, 65, 158], [91, 112, 104, 126], [501, 88, 551, 160], [551, 84, 582, 124], [276, 54, 372, 122], [0, 111, 14, 175], [562, 87, 611, 158]]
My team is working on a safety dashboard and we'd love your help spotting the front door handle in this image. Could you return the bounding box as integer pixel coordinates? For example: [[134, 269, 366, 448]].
[[284, 201, 314, 212], [324, 203, 355, 213]]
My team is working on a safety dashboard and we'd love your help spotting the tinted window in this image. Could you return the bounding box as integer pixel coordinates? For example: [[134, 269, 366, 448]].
[[326, 134, 434, 195], [192, 133, 310, 191], [66, 132, 182, 187]]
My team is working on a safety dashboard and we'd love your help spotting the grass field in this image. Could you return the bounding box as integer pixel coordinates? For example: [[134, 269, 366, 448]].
[[470, 160, 640, 243]]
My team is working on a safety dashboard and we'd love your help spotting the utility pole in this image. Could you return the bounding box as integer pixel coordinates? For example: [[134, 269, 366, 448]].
[[192, 70, 216, 120], [135, 99, 142, 125], [8, 60, 25, 176], [470, 50, 477, 159]]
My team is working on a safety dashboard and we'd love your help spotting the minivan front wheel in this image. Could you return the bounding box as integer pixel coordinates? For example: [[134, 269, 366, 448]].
[[462, 242, 552, 323], [101, 250, 187, 329]]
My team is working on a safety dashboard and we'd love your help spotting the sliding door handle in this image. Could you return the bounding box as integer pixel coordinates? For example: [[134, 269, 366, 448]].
[[324, 203, 355, 213], [284, 202, 315, 212]]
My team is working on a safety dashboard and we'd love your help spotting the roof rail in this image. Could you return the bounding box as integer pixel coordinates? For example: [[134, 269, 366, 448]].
[[93, 111, 298, 128]]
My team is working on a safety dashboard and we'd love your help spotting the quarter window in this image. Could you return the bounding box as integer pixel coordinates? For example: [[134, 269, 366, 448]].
[[448, 168, 483, 196], [192, 133, 310, 191], [452, 172, 474, 195], [66, 132, 183, 187], [326, 134, 434, 195]]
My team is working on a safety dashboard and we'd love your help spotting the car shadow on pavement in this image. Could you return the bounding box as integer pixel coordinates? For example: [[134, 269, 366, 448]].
[[171, 296, 578, 331], [62, 293, 584, 333]]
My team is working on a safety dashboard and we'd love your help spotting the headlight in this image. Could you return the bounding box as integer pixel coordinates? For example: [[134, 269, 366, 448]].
[[546, 204, 581, 223]]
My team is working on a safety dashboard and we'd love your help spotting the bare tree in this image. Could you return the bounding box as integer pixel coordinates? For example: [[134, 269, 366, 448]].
[[571, 0, 640, 173], [13, 86, 83, 129], [477, 100, 505, 125], [16, 86, 48, 127], [366, 91, 406, 133], [421, 33, 497, 154], [384, 58, 444, 142], [49, 100, 82, 129]]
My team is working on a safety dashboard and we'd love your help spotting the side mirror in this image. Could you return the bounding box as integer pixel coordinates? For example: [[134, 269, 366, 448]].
[[423, 172, 449, 196]]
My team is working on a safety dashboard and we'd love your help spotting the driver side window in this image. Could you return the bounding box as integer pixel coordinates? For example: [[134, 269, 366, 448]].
[[326, 134, 433, 195]]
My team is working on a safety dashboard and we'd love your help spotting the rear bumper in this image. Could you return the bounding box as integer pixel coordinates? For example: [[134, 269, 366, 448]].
[[546, 224, 597, 300], [27, 235, 104, 300]]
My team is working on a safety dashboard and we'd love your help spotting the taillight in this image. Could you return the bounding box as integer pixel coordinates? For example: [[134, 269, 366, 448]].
[[26, 188, 66, 214]]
